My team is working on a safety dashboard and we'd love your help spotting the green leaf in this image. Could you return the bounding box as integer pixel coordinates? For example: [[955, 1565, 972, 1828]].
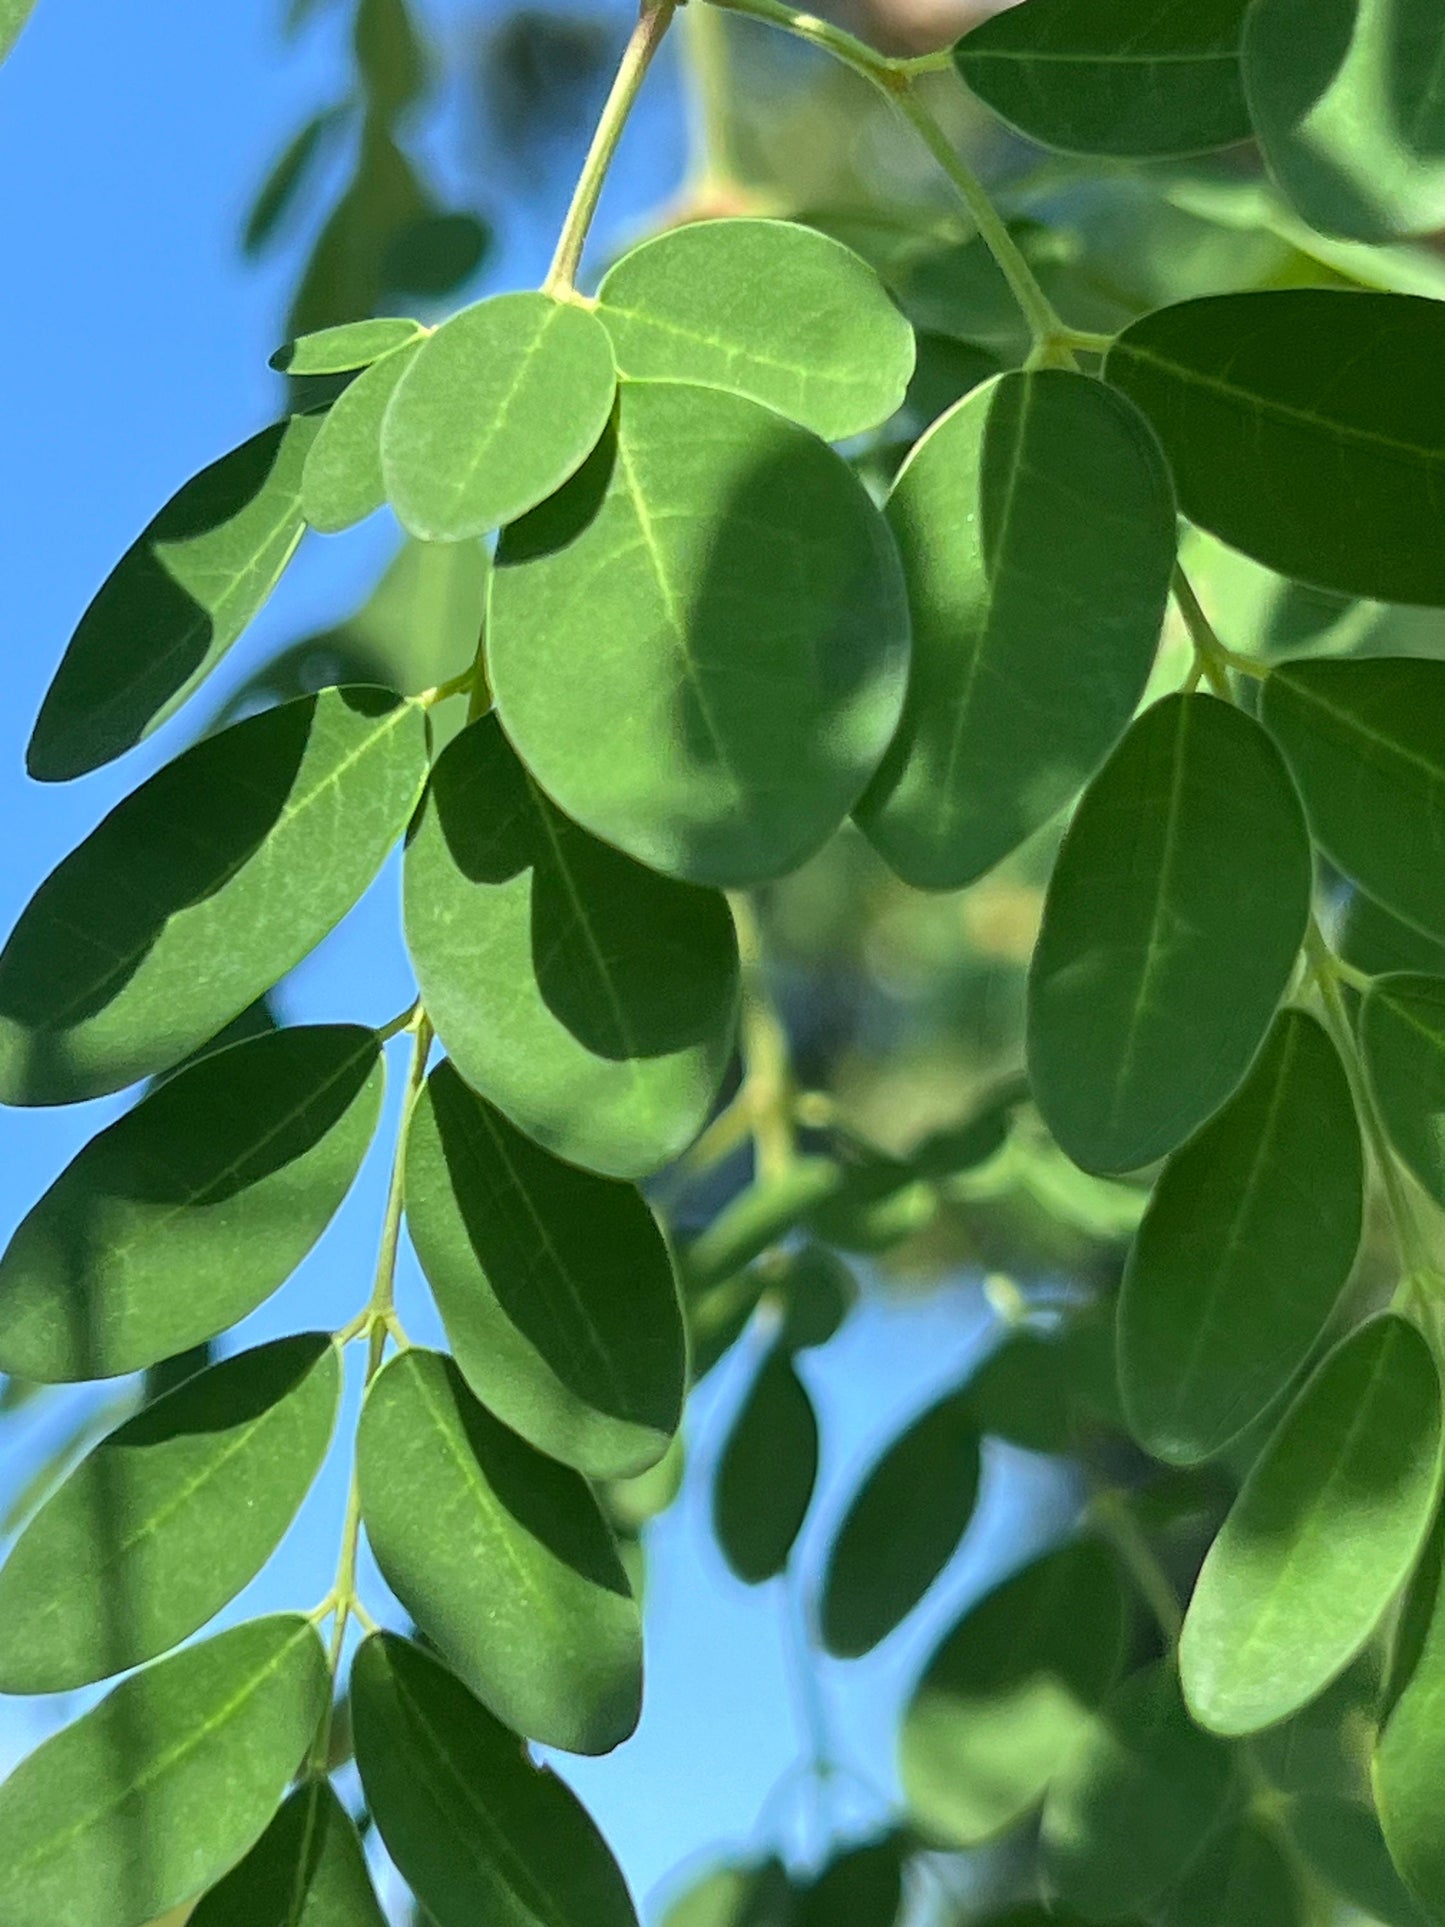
[[1157, 1817, 1304, 1927], [1291, 1796, 1429, 1927], [1341, 889, 1445, 979], [900, 1538, 1130, 1847], [380, 291, 616, 541], [1363, 976, 1445, 1210], [243, 111, 343, 257], [489, 381, 910, 888], [0, 1615, 328, 1927], [686, 1268, 768, 1384], [403, 1060, 685, 1479], [856, 370, 1175, 889], [380, 209, 490, 300], [0, 1025, 382, 1380], [1118, 1009, 1362, 1465], [354, 0, 426, 118], [356, 1348, 641, 1754], [660, 1862, 795, 1927], [189, 1780, 386, 1927], [271, 316, 423, 374], [796, 1838, 904, 1927], [1244, 0, 1445, 243], [351, 1632, 639, 1927], [819, 1390, 980, 1657], [1376, 1494, 1445, 1920], [1028, 693, 1312, 1175], [0, 1333, 339, 1692], [1043, 1662, 1236, 1920], [27, 418, 320, 781], [685, 1160, 846, 1289], [0, 687, 426, 1106], [0, 0, 38, 62], [1250, 1658, 1378, 1801], [1262, 659, 1445, 940], [1106, 292, 1445, 606], [776, 1245, 856, 1353], [713, 1345, 819, 1584], [956, 0, 1253, 158], [961, 1317, 1116, 1454], [1181, 1314, 1443, 1736], [302, 339, 422, 532], [596, 218, 915, 441], [328, 536, 488, 702], [404, 714, 739, 1178]]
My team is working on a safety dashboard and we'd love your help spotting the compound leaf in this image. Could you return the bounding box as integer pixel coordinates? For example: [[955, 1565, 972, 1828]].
[[189, 1780, 386, 1927], [713, 1345, 819, 1585]]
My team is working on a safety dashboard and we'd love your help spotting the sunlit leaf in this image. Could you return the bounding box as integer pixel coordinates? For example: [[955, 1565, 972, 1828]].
[[302, 339, 422, 531], [271, 316, 423, 375], [189, 1780, 386, 1927]]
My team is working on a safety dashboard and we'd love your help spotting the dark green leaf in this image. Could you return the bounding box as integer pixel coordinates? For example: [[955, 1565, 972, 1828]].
[[271, 316, 423, 375], [28, 418, 320, 781], [0, 1334, 339, 1691], [354, 0, 426, 116], [404, 715, 739, 1178], [819, 1390, 980, 1657], [1118, 1009, 1362, 1465], [302, 340, 422, 532], [1364, 976, 1445, 1209], [380, 210, 490, 300], [1250, 1657, 1378, 1800], [776, 1245, 856, 1352], [1107, 292, 1445, 606], [1157, 1817, 1305, 1927], [796, 1838, 903, 1927], [956, 0, 1253, 158], [489, 382, 910, 888], [1376, 1500, 1445, 1920], [1243, 0, 1445, 243], [0, 1025, 382, 1380], [596, 218, 915, 440], [381, 292, 617, 541], [961, 1317, 1116, 1455], [1290, 1796, 1429, 1927], [286, 125, 427, 339], [0, 688, 426, 1105], [1042, 1662, 1236, 1920], [857, 371, 1174, 889], [352, 1632, 639, 1927], [243, 111, 343, 256], [1263, 659, 1445, 941], [900, 1538, 1130, 1846], [404, 1060, 685, 1479], [1181, 1315, 1443, 1735], [190, 1780, 386, 1927], [805, 1155, 938, 1255], [0, 1616, 328, 1927], [713, 1345, 818, 1584], [1028, 693, 1312, 1174], [686, 1267, 768, 1383], [356, 1349, 641, 1754], [1341, 890, 1445, 980]]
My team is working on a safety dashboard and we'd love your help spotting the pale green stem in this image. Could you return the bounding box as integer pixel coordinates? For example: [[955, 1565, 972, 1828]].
[[1171, 563, 1270, 688], [730, 893, 797, 1183], [1089, 1487, 1183, 1645], [544, 0, 678, 296], [681, 1, 741, 197]]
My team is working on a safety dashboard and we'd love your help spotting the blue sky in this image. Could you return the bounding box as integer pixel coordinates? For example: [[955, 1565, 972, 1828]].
[[0, 4, 1067, 1916]]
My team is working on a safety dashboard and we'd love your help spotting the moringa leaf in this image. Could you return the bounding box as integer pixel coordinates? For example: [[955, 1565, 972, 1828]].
[[189, 1780, 387, 1927], [1363, 975, 1445, 1209], [1340, 888, 1445, 980], [301, 339, 422, 532], [0, 688, 426, 1106], [271, 315, 423, 374], [796, 1838, 904, 1927], [1291, 1795, 1429, 1927], [1, 0, 39, 63], [713, 1345, 818, 1585], [1158, 1815, 1302, 1926]]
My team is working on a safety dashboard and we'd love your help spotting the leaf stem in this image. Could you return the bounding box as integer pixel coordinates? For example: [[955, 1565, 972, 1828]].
[[681, 1, 743, 200], [730, 893, 797, 1184], [544, 0, 678, 297], [1171, 564, 1270, 690], [1089, 1487, 1183, 1645]]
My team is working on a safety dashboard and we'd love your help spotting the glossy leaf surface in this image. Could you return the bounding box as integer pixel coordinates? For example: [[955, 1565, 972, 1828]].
[[404, 715, 738, 1177], [352, 1633, 640, 1927], [489, 381, 910, 887], [713, 1346, 819, 1584], [0, 1616, 327, 1927], [1118, 1010, 1362, 1464], [597, 218, 914, 440], [357, 1349, 642, 1754], [301, 339, 422, 531], [189, 1781, 386, 1927], [0, 1025, 382, 1379], [28, 418, 319, 781], [1182, 1315, 1443, 1735], [1028, 694, 1312, 1174], [381, 291, 616, 540], [0, 1333, 339, 1691], [1107, 292, 1445, 606], [0, 689, 425, 1106]]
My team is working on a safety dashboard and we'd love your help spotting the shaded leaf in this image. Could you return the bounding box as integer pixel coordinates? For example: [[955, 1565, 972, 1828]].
[[660, 1860, 796, 1927], [1158, 1816, 1304, 1927], [189, 1780, 386, 1927], [796, 1838, 903, 1927], [1290, 1795, 1428, 1927], [380, 210, 490, 300], [244, 110, 345, 256], [777, 1245, 856, 1353], [1364, 975, 1445, 1209], [713, 1345, 818, 1584], [1340, 890, 1445, 980]]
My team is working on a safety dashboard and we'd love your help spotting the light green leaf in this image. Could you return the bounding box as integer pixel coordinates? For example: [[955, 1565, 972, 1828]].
[[1118, 1009, 1362, 1465], [956, 0, 1253, 158], [1341, 889, 1445, 979], [1263, 659, 1445, 941], [596, 218, 915, 440], [1044, 1663, 1236, 1919], [1158, 1817, 1304, 1927], [404, 714, 739, 1178], [302, 340, 422, 532], [1291, 1796, 1429, 1927], [856, 370, 1175, 889], [352, 1632, 640, 1927], [1244, 0, 1445, 243], [356, 1348, 641, 1754], [819, 1390, 980, 1657], [1181, 1315, 1443, 1736], [1028, 693, 1312, 1175], [900, 1538, 1130, 1847], [27, 418, 320, 782], [0, 688, 426, 1106], [489, 381, 910, 888], [1, 0, 39, 63], [380, 291, 616, 541], [0, 1615, 328, 1927], [404, 1060, 685, 1479], [189, 1780, 387, 1927], [0, 1333, 339, 1692], [332, 535, 488, 701], [271, 315, 423, 374], [1364, 976, 1445, 1209], [0, 1025, 382, 1381], [660, 1861, 794, 1927], [1376, 1490, 1445, 1919], [1107, 291, 1445, 606], [713, 1345, 819, 1585]]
